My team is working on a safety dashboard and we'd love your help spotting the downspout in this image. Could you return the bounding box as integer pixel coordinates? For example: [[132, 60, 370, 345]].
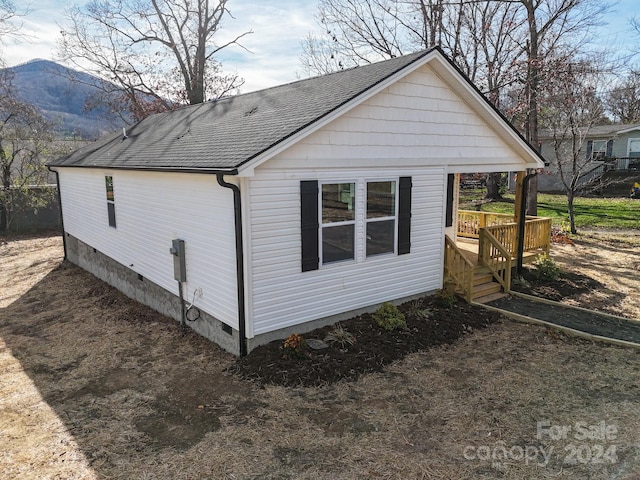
[[48, 167, 67, 260], [216, 174, 248, 357], [517, 170, 538, 275]]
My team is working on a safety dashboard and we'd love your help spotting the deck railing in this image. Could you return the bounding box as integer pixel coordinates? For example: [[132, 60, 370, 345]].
[[457, 210, 515, 238], [478, 228, 512, 291], [458, 210, 551, 257], [444, 235, 475, 302]]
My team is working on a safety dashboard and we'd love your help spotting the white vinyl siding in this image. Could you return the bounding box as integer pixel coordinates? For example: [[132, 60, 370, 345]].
[[57, 168, 239, 328], [266, 64, 527, 173], [247, 168, 444, 336]]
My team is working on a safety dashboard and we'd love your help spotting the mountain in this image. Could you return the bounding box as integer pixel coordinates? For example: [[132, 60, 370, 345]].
[[4, 59, 127, 139]]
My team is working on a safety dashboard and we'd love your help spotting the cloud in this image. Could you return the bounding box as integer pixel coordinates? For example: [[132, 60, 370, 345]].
[[216, 0, 321, 92], [3, 0, 321, 92]]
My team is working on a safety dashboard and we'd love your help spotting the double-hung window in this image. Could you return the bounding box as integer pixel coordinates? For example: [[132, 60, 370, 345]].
[[300, 177, 411, 272], [366, 181, 396, 256], [105, 176, 116, 228], [591, 140, 607, 161], [321, 182, 355, 264]]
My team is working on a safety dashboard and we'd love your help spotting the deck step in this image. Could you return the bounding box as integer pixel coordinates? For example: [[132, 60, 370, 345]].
[[473, 272, 493, 286], [473, 291, 509, 304], [473, 281, 502, 298]]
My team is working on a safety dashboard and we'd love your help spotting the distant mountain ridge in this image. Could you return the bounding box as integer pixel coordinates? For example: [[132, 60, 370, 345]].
[[4, 59, 126, 139]]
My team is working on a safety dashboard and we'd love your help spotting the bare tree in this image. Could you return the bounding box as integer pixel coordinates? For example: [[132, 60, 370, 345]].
[[0, 72, 56, 231], [540, 57, 608, 234], [606, 72, 640, 123], [58, 0, 252, 120], [0, 0, 25, 41], [301, 0, 610, 208]]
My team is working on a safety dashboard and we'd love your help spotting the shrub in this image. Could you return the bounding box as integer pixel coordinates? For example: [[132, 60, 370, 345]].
[[324, 324, 356, 348], [282, 333, 306, 354], [534, 254, 561, 281], [434, 289, 456, 309], [372, 302, 406, 331]]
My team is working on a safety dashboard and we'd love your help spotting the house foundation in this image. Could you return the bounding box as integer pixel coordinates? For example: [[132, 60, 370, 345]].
[[64, 233, 241, 355]]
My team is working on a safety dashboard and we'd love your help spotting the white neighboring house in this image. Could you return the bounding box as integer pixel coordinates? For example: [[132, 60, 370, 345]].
[[49, 48, 544, 355]]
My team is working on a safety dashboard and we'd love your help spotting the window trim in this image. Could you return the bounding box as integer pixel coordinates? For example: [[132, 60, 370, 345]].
[[319, 181, 357, 266], [365, 179, 398, 258], [590, 139, 608, 160]]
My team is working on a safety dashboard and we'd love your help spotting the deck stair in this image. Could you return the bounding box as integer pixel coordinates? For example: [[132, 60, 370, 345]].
[[472, 268, 508, 304]]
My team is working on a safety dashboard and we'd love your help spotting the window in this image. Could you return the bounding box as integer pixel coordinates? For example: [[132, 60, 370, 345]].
[[321, 182, 355, 264], [591, 140, 607, 160], [586, 139, 612, 161], [105, 176, 116, 228], [366, 181, 396, 256], [300, 177, 411, 272]]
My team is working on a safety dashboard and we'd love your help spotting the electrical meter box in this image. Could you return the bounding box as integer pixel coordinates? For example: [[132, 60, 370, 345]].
[[169, 239, 186, 282]]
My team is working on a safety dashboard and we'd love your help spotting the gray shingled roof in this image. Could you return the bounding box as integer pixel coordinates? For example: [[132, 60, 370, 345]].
[[50, 50, 431, 172]]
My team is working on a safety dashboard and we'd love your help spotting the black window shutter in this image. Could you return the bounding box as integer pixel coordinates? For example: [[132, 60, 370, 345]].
[[586, 140, 593, 160], [445, 174, 455, 228], [606, 139, 613, 158], [397, 176, 412, 255], [300, 180, 319, 271]]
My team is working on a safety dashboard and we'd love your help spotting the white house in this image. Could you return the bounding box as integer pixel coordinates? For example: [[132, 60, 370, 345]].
[[49, 48, 544, 355]]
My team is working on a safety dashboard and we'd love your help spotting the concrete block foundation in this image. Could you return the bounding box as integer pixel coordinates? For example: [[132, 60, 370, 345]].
[[65, 233, 241, 355]]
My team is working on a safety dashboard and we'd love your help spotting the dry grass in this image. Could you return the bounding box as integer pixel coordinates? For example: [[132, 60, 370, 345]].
[[1, 233, 640, 479], [551, 229, 640, 320]]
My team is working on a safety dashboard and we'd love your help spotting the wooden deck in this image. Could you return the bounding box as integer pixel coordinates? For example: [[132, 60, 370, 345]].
[[455, 237, 541, 266], [444, 211, 552, 303]]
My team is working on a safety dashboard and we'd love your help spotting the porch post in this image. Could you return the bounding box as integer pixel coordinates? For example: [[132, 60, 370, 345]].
[[515, 171, 526, 275], [514, 171, 525, 225]]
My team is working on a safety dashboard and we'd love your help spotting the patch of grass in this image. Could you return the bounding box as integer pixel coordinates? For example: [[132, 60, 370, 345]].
[[461, 192, 640, 229]]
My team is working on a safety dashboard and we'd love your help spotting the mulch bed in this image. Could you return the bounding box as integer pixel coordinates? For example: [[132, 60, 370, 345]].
[[510, 266, 603, 302], [234, 296, 502, 387]]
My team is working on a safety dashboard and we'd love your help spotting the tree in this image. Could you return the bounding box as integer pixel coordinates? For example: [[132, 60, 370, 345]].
[[539, 57, 607, 234], [302, 0, 611, 208], [0, 0, 24, 40], [606, 72, 640, 123], [58, 0, 251, 120], [0, 72, 56, 231]]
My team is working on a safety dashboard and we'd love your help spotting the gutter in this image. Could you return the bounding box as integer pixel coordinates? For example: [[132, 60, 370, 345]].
[[46, 164, 239, 176], [216, 173, 248, 357], [48, 166, 67, 260]]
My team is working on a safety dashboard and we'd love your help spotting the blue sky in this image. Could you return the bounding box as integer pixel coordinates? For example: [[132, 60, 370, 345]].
[[3, 0, 639, 92]]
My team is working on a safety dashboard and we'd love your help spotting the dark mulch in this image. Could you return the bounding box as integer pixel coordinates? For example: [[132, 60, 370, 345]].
[[510, 266, 603, 302], [234, 296, 502, 387]]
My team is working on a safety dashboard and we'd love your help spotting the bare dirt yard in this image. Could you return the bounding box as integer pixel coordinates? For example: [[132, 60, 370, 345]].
[[1, 232, 640, 479]]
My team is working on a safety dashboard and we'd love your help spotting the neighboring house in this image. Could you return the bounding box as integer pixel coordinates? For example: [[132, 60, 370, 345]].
[[49, 47, 544, 356], [532, 123, 640, 192]]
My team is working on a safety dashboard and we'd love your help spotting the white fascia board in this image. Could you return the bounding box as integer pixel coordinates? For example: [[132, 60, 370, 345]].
[[427, 56, 545, 170], [616, 125, 640, 135], [235, 50, 441, 177]]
